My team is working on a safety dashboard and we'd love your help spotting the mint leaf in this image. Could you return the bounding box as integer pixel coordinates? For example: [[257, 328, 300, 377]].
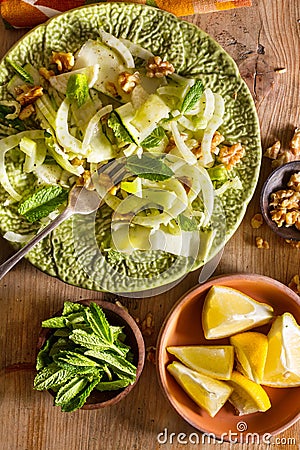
[[70, 329, 115, 352], [126, 154, 174, 181], [66, 73, 89, 108], [18, 185, 69, 223], [85, 350, 137, 378], [85, 303, 113, 345], [61, 375, 101, 412], [6, 58, 34, 84], [140, 126, 166, 149], [42, 316, 67, 328], [53, 328, 70, 337], [65, 312, 86, 326], [62, 301, 86, 316], [36, 335, 55, 370], [181, 80, 204, 114], [55, 376, 89, 407], [54, 350, 99, 368], [178, 213, 199, 231], [110, 326, 124, 340], [34, 365, 76, 391], [114, 339, 130, 355], [107, 112, 134, 143], [70, 329, 128, 356], [95, 378, 132, 391], [49, 338, 74, 358]]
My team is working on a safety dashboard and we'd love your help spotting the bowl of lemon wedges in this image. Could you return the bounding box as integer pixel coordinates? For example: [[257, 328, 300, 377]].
[[157, 274, 300, 440]]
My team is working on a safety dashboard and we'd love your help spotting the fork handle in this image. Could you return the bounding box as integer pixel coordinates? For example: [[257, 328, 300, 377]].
[[0, 207, 72, 281]]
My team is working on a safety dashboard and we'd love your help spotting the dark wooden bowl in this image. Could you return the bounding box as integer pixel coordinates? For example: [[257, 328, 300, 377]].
[[260, 161, 300, 241], [37, 299, 145, 409]]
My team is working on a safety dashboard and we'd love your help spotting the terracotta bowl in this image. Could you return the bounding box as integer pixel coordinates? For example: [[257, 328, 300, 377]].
[[156, 274, 300, 440], [37, 299, 145, 409], [260, 161, 300, 241]]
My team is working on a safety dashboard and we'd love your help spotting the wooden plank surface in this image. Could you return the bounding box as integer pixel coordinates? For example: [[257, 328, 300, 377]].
[[0, 1, 299, 448]]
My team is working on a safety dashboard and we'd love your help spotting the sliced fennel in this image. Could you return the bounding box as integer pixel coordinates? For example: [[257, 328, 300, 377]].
[[3, 230, 34, 243], [214, 176, 243, 196], [119, 38, 154, 60], [49, 65, 100, 94], [0, 130, 45, 201], [55, 99, 83, 154], [198, 93, 225, 167], [170, 121, 197, 165], [82, 104, 113, 149], [111, 220, 200, 258], [99, 29, 135, 69], [0, 100, 21, 120], [21, 138, 47, 173], [45, 137, 84, 176]]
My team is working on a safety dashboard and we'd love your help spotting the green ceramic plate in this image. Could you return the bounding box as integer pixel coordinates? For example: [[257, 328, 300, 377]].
[[0, 3, 261, 293]]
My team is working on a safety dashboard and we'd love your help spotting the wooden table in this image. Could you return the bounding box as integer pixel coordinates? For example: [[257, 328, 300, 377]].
[[0, 1, 299, 449]]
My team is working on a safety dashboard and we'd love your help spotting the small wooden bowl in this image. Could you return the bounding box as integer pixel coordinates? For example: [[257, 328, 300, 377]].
[[37, 299, 145, 409], [260, 161, 300, 241], [156, 274, 300, 440]]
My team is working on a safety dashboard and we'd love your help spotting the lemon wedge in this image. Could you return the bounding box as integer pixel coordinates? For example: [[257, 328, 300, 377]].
[[202, 285, 274, 339], [228, 371, 271, 415], [230, 332, 268, 384], [167, 361, 233, 417], [263, 312, 300, 387], [167, 345, 234, 380]]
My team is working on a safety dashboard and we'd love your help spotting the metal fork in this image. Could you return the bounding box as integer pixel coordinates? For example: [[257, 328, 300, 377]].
[[0, 161, 126, 281]]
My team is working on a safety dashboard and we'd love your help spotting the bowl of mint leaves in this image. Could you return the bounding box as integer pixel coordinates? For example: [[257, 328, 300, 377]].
[[34, 300, 145, 412]]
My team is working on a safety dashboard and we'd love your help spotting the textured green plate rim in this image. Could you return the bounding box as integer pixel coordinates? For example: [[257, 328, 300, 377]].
[[0, 3, 261, 293]]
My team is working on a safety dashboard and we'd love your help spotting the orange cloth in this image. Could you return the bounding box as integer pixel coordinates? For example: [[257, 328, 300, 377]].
[[0, 0, 252, 28]]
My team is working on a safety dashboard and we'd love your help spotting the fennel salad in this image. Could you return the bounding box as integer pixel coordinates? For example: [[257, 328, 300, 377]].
[[0, 29, 243, 266]]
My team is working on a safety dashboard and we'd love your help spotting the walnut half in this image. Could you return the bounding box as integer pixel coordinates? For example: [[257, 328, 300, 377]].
[[118, 71, 140, 93], [146, 56, 175, 78], [255, 237, 269, 249], [288, 172, 300, 192], [290, 128, 300, 157], [264, 140, 281, 160], [251, 213, 264, 229], [50, 51, 74, 72], [16, 85, 43, 106], [218, 143, 245, 170]]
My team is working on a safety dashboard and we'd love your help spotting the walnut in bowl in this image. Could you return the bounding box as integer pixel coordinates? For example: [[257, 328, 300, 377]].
[[260, 161, 300, 241]]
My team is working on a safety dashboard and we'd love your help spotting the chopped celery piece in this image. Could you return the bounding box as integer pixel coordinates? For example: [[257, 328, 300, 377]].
[[207, 164, 228, 182], [121, 177, 142, 196]]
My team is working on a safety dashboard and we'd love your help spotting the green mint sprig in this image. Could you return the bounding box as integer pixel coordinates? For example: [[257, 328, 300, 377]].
[[34, 302, 137, 412], [126, 153, 174, 182], [180, 80, 204, 114]]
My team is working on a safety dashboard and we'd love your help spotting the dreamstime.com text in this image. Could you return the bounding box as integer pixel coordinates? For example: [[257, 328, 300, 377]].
[[157, 423, 297, 446]]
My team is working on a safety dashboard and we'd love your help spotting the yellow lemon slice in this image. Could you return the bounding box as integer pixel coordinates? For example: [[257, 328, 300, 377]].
[[202, 285, 274, 339], [263, 312, 300, 387], [230, 332, 268, 384], [227, 371, 271, 415], [167, 361, 233, 417], [167, 345, 234, 380]]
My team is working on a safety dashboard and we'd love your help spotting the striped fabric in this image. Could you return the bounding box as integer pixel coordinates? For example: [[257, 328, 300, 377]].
[[0, 0, 252, 28]]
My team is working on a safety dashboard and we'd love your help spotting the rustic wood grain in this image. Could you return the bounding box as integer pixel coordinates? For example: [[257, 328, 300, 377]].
[[0, 1, 299, 448]]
